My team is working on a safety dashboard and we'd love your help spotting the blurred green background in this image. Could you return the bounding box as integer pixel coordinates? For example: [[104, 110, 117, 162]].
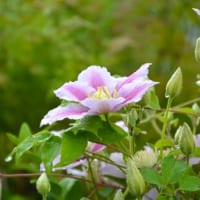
[[1, 0, 200, 199]]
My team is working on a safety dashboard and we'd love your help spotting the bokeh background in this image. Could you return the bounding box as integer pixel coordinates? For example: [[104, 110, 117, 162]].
[[1, 0, 200, 199]]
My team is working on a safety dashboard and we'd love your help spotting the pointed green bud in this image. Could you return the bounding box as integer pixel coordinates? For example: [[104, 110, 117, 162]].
[[179, 123, 195, 156], [174, 125, 183, 144], [195, 37, 200, 63], [36, 173, 51, 197], [113, 189, 124, 200], [126, 158, 145, 197], [192, 103, 200, 114], [165, 67, 182, 98]]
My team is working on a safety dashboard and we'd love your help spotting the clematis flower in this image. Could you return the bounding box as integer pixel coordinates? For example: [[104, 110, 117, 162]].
[[41, 64, 157, 126]]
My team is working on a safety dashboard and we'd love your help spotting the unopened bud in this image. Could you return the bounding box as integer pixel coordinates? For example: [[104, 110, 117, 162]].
[[174, 125, 183, 144], [113, 189, 124, 200], [179, 123, 195, 156], [133, 150, 157, 168], [36, 173, 51, 196], [192, 103, 200, 114], [195, 37, 200, 63], [165, 67, 182, 98], [126, 158, 145, 197]]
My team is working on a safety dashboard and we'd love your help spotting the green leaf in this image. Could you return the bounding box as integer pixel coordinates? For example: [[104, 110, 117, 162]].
[[41, 136, 61, 173], [58, 132, 87, 166], [155, 138, 174, 149], [14, 131, 51, 162], [193, 147, 200, 157], [68, 115, 103, 135], [97, 122, 126, 144], [19, 122, 32, 142], [15, 136, 35, 162], [141, 167, 163, 186], [6, 133, 19, 145], [161, 155, 188, 184], [33, 130, 52, 143], [179, 175, 200, 191], [144, 88, 160, 109], [67, 115, 126, 144]]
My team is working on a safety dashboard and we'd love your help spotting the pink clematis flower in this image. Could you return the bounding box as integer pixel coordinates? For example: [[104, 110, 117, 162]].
[[41, 64, 157, 126]]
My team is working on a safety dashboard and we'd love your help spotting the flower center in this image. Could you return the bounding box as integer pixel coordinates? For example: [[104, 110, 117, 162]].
[[89, 86, 118, 99]]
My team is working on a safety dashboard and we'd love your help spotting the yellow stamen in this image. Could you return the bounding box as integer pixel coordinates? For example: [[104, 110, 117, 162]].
[[89, 86, 118, 100]]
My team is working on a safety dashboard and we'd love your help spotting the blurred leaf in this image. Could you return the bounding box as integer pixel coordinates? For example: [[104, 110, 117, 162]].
[[58, 132, 87, 166], [144, 88, 160, 109], [141, 167, 163, 186], [41, 136, 61, 173], [161, 155, 188, 184], [155, 138, 174, 149], [15, 136, 35, 162], [6, 133, 19, 145], [68, 115, 127, 144], [19, 122, 32, 142], [179, 175, 200, 191]]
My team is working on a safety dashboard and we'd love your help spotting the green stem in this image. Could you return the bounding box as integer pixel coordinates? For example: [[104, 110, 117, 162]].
[[129, 128, 135, 155], [160, 97, 173, 157], [42, 194, 47, 200]]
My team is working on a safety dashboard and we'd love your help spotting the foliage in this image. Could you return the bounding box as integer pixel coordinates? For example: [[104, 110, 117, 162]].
[[1, 1, 200, 199]]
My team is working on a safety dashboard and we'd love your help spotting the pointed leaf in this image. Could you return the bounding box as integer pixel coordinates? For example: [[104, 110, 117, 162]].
[[179, 175, 200, 191], [58, 132, 87, 166], [97, 122, 127, 144], [15, 136, 35, 162], [161, 155, 188, 184], [141, 167, 163, 186], [155, 138, 174, 149], [41, 136, 61, 173], [19, 122, 32, 142]]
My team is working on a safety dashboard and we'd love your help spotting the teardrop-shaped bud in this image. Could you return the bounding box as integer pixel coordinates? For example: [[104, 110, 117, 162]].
[[36, 173, 51, 196], [165, 67, 182, 98], [126, 158, 145, 197]]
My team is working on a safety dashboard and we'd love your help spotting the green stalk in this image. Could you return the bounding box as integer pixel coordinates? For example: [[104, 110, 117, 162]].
[[129, 128, 135, 155], [160, 97, 173, 157]]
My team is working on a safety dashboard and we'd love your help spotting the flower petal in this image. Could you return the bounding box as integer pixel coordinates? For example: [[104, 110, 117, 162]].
[[54, 81, 94, 101], [193, 8, 200, 16], [40, 104, 89, 126], [118, 80, 157, 104], [117, 63, 151, 90], [78, 65, 115, 89], [81, 97, 125, 114]]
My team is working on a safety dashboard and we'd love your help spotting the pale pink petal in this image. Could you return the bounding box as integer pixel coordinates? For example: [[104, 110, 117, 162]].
[[54, 81, 94, 101], [40, 104, 89, 126], [89, 143, 105, 153], [118, 80, 157, 104], [117, 63, 151, 89], [81, 98, 125, 114], [78, 65, 115, 89]]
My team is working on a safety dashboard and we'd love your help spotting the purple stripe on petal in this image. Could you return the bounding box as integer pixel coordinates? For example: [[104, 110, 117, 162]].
[[55, 81, 92, 101], [117, 63, 151, 90], [40, 104, 89, 126], [90, 143, 105, 153], [78, 65, 115, 89], [119, 80, 157, 104]]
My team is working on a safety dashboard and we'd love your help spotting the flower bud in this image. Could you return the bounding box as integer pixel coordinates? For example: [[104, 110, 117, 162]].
[[36, 173, 51, 196], [195, 37, 200, 63], [126, 158, 145, 197], [165, 67, 182, 98], [132, 150, 157, 168], [113, 189, 124, 200], [174, 125, 183, 144], [179, 123, 195, 156]]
